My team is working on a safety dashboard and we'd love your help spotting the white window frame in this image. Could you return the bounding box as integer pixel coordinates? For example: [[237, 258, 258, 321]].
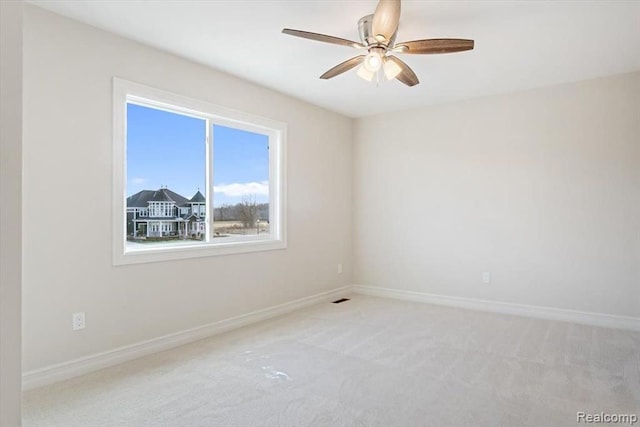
[[113, 78, 287, 265]]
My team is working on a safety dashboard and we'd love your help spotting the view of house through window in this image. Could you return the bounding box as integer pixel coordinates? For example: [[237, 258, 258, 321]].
[[125, 103, 271, 249]]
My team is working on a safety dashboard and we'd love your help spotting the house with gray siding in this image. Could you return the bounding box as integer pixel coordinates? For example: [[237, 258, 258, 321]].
[[126, 187, 205, 238]]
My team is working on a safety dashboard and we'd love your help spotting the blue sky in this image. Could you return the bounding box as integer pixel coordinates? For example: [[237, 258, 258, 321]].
[[127, 103, 269, 206]]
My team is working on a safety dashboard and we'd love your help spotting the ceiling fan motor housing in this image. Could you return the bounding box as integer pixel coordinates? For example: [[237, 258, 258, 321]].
[[358, 14, 396, 48]]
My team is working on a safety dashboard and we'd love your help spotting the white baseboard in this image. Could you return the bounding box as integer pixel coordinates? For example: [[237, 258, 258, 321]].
[[22, 286, 351, 391], [352, 284, 640, 332]]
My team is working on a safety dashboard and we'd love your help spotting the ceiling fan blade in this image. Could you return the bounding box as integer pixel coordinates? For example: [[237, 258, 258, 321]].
[[371, 0, 401, 44], [395, 38, 474, 54], [282, 29, 365, 48], [387, 55, 419, 87], [320, 55, 366, 79]]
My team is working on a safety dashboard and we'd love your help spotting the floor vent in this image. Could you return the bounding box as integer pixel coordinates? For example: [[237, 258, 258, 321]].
[[332, 298, 350, 304]]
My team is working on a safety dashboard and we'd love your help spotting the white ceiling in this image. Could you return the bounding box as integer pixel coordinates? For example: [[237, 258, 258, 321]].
[[29, 0, 640, 118]]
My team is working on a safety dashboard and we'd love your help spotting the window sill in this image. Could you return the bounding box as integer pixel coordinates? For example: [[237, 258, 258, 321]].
[[114, 238, 286, 265]]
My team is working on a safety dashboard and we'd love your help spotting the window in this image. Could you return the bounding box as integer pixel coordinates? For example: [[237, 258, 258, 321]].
[[113, 78, 286, 265], [213, 124, 270, 237]]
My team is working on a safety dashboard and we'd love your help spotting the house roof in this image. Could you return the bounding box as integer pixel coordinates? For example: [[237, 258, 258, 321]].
[[190, 191, 205, 203], [127, 188, 191, 208], [127, 190, 153, 208], [182, 213, 204, 222]]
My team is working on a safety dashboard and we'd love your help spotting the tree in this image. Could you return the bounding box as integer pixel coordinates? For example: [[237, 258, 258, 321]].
[[238, 195, 258, 229], [217, 203, 231, 221]]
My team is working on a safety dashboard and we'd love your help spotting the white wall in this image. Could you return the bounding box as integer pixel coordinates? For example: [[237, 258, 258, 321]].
[[354, 72, 640, 318], [1, 0, 23, 424], [22, 5, 352, 372]]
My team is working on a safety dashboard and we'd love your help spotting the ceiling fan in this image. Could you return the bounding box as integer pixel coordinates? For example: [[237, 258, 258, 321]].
[[282, 0, 474, 87]]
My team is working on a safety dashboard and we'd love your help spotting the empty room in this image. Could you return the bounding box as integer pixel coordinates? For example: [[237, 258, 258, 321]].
[[1, 0, 639, 426]]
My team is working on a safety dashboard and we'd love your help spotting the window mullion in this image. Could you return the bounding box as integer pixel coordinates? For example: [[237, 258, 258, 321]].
[[205, 118, 213, 243]]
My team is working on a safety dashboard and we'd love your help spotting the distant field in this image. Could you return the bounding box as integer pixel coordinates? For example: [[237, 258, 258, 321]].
[[214, 220, 269, 236]]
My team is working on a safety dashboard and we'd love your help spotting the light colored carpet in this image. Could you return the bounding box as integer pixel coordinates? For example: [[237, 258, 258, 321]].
[[23, 295, 640, 426]]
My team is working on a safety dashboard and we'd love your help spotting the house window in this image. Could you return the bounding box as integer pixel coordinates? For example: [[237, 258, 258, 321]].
[[113, 78, 286, 265]]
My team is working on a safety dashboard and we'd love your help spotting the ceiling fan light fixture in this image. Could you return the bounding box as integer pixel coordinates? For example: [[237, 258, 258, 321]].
[[383, 57, 402, 80], [363, 50, 383, 72], [356, 65, 376, 81]]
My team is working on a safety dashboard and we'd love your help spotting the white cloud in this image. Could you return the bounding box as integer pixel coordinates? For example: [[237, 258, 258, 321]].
[[213, 181, 269, 197], [131, 177, 148, 186]]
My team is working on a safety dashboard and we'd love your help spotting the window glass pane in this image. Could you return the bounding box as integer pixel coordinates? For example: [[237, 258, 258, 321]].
[[126, 103, 206, 248], [212, 125, 270, 238]]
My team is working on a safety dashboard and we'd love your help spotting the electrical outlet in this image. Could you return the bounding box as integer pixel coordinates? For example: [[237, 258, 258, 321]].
[[482, 272, 491, 284], [337, 263, 343, 274], [72, 312, 85, 331]]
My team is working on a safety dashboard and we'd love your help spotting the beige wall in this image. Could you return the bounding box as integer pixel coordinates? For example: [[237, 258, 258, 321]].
[[354, 72, 640, 317], [22, 5, 352, 372], [1, 0, 23, 425]]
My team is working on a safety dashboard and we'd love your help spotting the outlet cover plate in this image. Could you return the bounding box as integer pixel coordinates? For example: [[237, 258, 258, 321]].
[[72, 312, 85, 330]]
